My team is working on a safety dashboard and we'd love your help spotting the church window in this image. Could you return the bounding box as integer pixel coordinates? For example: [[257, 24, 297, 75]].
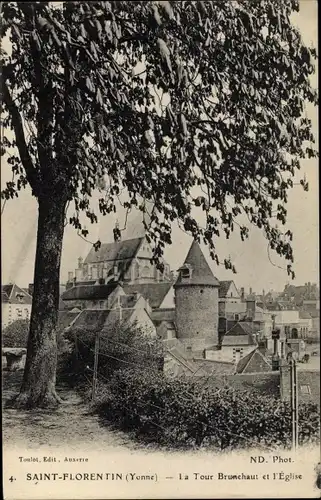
[[141, 266, 151, 278], [200, 289, 204, 294]]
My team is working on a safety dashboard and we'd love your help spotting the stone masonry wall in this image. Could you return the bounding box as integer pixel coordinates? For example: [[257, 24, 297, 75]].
[[175, 285, 219, 348]]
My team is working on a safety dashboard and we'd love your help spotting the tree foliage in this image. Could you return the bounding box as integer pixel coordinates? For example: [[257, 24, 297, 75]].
[[1, 0, 318, 276]]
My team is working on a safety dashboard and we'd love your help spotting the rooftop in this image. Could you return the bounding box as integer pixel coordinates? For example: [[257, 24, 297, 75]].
[[84, 237, 143, 264], [175, 240, 219, 287]]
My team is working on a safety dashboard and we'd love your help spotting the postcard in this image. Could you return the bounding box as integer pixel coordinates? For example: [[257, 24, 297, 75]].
[[1, 1, 319, 499]]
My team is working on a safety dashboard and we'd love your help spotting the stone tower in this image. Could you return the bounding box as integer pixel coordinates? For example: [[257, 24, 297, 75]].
[[174, 240, 220, 351]]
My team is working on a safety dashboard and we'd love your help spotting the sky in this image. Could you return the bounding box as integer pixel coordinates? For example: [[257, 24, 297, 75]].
[[1, 1, 319, 295]]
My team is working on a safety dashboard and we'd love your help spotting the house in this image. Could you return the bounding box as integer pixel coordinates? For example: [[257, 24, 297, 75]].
[[1, 284, 32, 327], [301, 299, 320, 338], [68, 305, 156, 338], [205, 321, 260, 364], [235, 348, 272, 374], [298, 309, 313, 338], [264, 300, 300, 338], [218, 281, 243, 320], [151, 307, 176, 340]]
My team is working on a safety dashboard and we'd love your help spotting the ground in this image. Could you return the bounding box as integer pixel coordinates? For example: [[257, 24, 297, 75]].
[[2, 371, 138, 451]]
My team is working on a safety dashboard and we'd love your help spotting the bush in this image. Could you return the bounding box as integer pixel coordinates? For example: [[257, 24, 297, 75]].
[[2, 319, 70, 354], [2, 320, 30, 347], [94, 368, 320, 451], [57, 320, 164, 388]]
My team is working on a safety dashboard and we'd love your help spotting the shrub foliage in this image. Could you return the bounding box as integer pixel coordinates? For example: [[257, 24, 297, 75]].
[[58, 321, 164, 386], [2, 319, 30, 348], [94, 368, 320, 450]]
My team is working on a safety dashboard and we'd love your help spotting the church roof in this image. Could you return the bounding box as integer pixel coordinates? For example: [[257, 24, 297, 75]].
[[174, 240, 219, 287], [84, 237, 143, 264], [62, 283, 119, 301]]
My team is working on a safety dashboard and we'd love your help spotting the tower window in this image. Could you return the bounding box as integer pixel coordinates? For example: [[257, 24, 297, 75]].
[[179, 264, 192, 279], [200, 289, 204, 294]]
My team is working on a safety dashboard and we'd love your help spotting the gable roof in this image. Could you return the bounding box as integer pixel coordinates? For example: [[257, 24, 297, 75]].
[[174, 240, 219, 287], [265, 301, 298, 311], [84, 237, 143, 264], [236, 348, 272, 374], [123, 282, 172, 309], [219, 280, 233, 298], [1, 284, 33, 305], [70, 307, 137, 332], [58, 310, 82, 330], [62, 283, 119, 301], [225, 321, 260, 337]]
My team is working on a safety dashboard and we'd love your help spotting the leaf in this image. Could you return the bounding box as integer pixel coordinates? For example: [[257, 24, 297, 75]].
[[96, 88, 103, 106], [158, 1, 174, 20], [152, 5, 162, 26], [180, 113, 188, 136], [86, 76, 94, 93], [157, 38, 172, 72]]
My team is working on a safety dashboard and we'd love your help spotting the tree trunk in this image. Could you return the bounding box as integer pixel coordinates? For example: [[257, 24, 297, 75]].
[[10, 196, 67, 409]]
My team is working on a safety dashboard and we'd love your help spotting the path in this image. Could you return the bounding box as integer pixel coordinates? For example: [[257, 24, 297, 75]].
[[2, 371, 138, 452]]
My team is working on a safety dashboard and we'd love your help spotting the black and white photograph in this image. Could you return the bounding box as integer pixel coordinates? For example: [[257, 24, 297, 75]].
[[1, 1, 319, 499]]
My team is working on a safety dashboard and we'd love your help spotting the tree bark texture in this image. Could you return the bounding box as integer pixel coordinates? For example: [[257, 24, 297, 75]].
[[11, 196, 67, 408]]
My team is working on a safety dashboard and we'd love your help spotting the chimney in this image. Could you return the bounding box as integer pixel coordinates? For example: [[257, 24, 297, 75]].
[[240, 287, 245, 300], [78, 256, 83, 269], [249, 287, 253, 295], [246, 299, 256, 320], [262, 289, 265, 297], [75, 268, 82, 281], [258, 338, 267, 354], [28, 283, 34, 296], [68, 272, 73, 282]]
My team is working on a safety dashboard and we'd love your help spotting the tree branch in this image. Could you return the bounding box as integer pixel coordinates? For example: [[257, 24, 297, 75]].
[[2, 80, 39, 191]]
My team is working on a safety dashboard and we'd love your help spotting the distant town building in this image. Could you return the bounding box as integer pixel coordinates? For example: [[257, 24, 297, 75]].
[[1, 284, 32, 327]]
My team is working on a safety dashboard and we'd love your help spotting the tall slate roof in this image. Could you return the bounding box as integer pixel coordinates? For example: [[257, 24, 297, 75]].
[[62, 283, 119, 301], [174, 240, 219, 287], [84, 237, 143, 264], [1, 284, 32, 305], [123, 283, 172, 309], [219, 280, 233, 298], [236, 348, 272, 374]]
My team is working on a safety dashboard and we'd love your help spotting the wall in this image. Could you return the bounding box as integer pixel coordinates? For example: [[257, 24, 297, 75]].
[[280, 361, 320, 407], [129, 308, 156, 337], [298, 317, 313, 337], [175, 285, 219, 348], [2, 303, 31, 328], [273, 309, 299, 324], [206, 345, 256, 364]]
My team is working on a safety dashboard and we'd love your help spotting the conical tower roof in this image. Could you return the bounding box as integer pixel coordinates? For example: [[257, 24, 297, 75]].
[[174, 240, 219, 287]]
